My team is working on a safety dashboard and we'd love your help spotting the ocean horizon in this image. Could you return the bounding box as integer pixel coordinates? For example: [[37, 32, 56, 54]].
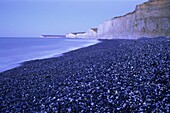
[[0, 37, 99, 73]]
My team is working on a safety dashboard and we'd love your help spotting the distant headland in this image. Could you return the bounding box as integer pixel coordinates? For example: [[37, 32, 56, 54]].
[[41, 35, 66, 38]]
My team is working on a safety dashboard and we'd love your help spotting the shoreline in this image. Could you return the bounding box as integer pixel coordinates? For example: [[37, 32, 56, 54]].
[[0, 37, 169, 112], [0, 38, 100, 73]]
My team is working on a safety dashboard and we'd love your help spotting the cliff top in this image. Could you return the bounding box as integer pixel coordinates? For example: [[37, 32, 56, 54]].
[[90, 28, 98, 32], [111, 0, 170, 20], [71, 32, 86, 35]]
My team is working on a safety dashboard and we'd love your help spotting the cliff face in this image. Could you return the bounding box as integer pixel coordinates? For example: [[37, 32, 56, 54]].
[[66, 28, 97, 38], [97, 0, 170, 39], [66, 0, 170, 39]]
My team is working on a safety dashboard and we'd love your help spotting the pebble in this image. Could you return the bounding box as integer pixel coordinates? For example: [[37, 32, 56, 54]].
[[0, 36, 169, 112]]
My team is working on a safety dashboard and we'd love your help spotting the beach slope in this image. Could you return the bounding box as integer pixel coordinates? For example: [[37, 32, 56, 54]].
[[0, 37, 170, 112]]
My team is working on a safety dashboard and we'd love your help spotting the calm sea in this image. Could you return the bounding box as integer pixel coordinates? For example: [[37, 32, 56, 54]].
[[0, 37, 99, 72]]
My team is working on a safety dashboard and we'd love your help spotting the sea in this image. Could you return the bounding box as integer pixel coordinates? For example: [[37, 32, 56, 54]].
[[0, 37, 99, 73]]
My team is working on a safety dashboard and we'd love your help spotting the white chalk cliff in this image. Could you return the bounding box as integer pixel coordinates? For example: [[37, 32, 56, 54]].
[[66, 0, 170, 39], [66, 28, 97, 38]]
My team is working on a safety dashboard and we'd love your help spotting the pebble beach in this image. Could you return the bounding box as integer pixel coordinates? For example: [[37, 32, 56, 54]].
[[0, 37, 170, 112]]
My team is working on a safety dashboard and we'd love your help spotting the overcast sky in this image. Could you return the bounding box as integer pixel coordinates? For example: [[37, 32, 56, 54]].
[[0, 0, 148, 37]]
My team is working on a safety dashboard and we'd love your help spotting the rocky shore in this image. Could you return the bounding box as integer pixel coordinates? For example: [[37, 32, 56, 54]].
[[0, 37, 170, 112]]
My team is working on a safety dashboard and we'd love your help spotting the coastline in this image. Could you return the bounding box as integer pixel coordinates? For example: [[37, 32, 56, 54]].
[[0, 37, 169, 112], [0, 38, 99, 73]]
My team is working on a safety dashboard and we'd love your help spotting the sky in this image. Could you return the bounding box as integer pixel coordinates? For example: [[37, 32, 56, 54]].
[[0, 0, 148, 37]]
